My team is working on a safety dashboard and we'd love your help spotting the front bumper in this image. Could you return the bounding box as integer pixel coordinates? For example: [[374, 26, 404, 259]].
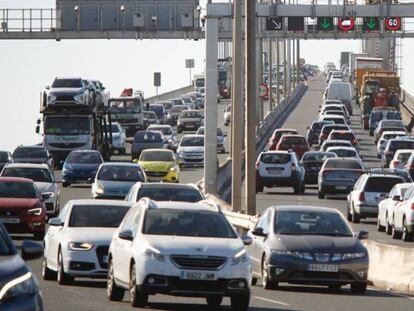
[[63, 245, 109, 278], [62, 172, 96, 184], [145, 170, 179, 183], [3, 215, 46, 234]]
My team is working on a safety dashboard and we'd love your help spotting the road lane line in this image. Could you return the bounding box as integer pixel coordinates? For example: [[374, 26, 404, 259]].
[[253, 296, 290, 306]]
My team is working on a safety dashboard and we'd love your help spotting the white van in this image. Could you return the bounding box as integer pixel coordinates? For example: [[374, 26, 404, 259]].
[[325, 82, 353, 115]]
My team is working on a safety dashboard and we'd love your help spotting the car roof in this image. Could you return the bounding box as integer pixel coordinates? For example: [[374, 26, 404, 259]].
[[68, 199, 133, 207], [274, 128, 296, 132], [330, 130, 353, 134], [363, 173, 405, 179], [326, 146, 356, 151], [321, 115, 345, 119], [69, 149, 100, 154], [262, 150, 291, 155], [394, 149, 414, 154], [141, 149, 174, 154], [323, 139, 352, 144], [139, 182, 198, 190], [381, 131, 407, 135], [280, 134, 305, 138], [144, 200, 218, 213], [0, 177, 33, 183], [15, 145, 45, 150], [270, 205, 341, 214], [181, 134, 204, 139], [2, 163, 49, 169], [100, 162, 143, 167], [148, 125, 172, 129], [389, 137, 414, 142]]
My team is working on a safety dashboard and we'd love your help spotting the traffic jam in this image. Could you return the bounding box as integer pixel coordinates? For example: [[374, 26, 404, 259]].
[[1, 51, 414, 311]]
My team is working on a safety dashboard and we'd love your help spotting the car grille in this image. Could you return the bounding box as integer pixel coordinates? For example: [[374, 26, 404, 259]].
[[56, 95, 75, 101], [169, 278, 227, 293], [0, 210, 22, 217], [49, 142, 85, 149], [119, 118, 138, 123], [288, 271, 356, 281], [45, 203, 54, 211], [96, 245, 109, 269], [185, 158, 203, 163], [170, 255, 226, 270], [146, 171, 168, 178]]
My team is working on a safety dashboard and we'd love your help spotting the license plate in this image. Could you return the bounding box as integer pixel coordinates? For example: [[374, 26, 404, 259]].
[[267, 168, 282, 174], [308, 264, 338, 272], [336, 186, 347, 190], [185, 123, 194, 128], [180, 271, 217, 281], [102, 255, 108, 264], [0, 218, 20, 224]]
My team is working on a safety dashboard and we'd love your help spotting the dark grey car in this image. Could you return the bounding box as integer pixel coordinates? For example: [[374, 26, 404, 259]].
[[247, 206, 369, 293], [131, 131, 164, 161]]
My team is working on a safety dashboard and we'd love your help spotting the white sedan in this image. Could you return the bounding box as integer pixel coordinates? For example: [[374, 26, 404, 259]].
[[42, 199, 133, 284], [111, 122, 127, 154], [107, 199, 252, 310], [392, 184, 414, 241], [377, 183, 412, 236]]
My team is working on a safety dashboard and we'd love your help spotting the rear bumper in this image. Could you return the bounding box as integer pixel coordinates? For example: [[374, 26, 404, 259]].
[[354, 203, 379, 217], [319, 184, 354, 194], [257, 174, 301, 187]]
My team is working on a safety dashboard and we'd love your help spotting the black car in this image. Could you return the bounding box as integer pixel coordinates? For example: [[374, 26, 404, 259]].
[[247, 205, 369, 293], [0, 223, 44, 310], [149, 104, 166, 124], [0, 151, 13, 172], [301, 151, 336, 184], [306, 121, 334, 146], [12, 146, 54, 170], [131, 131, 164, 161]]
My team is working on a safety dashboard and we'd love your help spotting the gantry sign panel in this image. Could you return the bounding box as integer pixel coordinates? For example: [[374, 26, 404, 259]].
[[57, 0, 200, 32]]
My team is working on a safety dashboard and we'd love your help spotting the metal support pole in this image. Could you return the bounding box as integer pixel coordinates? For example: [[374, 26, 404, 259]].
[[296, 39, 300, 85], [268, 38, 273, 110], [245, 0, 256, 215], [204, 16, 218, 194], [286, 38, 291, 96], [276, 38, 280, 105], [292, 39, 296, 88], [231, 0, 243, 212], [257, 36, 263, 124], [283, 39, 287, 98]]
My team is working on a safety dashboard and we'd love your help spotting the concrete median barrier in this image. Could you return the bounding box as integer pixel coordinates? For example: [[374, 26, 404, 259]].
[[145, 84, 194, 104]]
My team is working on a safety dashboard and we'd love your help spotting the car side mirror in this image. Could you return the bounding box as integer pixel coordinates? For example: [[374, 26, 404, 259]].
[[241, 235, 253, 246], [48, 217, 63, 227], [118, 229, 134, 241], [252, 227, 267, 237], [392, 194, 401, 201], [306, 126, 310, 130], [45, 86, 50, 90], [21, 240, 43, 261], [357, 230, 369, 240], [41, 192, 53, 201]]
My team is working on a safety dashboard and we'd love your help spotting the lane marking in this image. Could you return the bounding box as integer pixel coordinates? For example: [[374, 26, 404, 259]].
[[253, 296, 290, 306], [368, 287, 414, 300]]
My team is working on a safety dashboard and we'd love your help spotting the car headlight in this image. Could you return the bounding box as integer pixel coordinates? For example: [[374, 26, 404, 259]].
[[0, 272, 37, 301], [27, 208, 43, 216], [177, 151, 183, 158], [144, 245, 165, 262], [95, 184, 104, 195], [230, 249, 248, 266], [74, 93, 85, 101], [271, 250, 313, 260], [47, 94, 57, 102], [68, 242, 94, 251], [170, 165, 179, 172], [336, 252, 367, 261]]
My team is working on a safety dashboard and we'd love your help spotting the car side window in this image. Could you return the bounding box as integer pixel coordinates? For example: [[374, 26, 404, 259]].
[[256, 211, 271, 235], [130, 208, 143, 237], [388, 187, 396, 198], [120, 206, 138, 233], [404, 187, 413, 200], [125, 186, 136, 202], [58, 203, 70, 223]]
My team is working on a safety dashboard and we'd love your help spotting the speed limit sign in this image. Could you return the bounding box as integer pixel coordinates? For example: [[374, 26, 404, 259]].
[[385, 17, 401, 31]]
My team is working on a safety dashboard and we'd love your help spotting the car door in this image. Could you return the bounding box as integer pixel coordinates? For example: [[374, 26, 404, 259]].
[[395, 187, 414, 230], [248, 210, 271, 275]]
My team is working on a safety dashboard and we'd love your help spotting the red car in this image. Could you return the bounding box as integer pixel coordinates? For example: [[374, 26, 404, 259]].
[[276, 134, 310, 158], [268, 128, 298, 150], [0, 177, 47, 240]]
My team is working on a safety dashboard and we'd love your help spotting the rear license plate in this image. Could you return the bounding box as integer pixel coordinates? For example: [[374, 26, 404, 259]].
[[308, 264, 338, 272], [180, 271, 217, 281], [0, 218, 20, 224], [185, 123, 195, 128], [267, 168, 282, 174], [336, 186, 347, 190]]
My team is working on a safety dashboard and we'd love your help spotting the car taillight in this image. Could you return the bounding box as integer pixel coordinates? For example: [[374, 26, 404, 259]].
[[291, 163, 296, 171], [411, 203, 414, 210], [320, 134, 326, 140], [407, 165, 414, 170], [390, 160, 400, 167], [351, 138, 357, 145], [358, 192, 365, 202], [321, 169, 330, 177], [255, 161, 259, 169]]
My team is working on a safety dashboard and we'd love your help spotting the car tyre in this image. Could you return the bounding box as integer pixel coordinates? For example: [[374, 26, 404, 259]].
[[391, 225, 402, 239], [351, 208, 360, 224], [402, 218, 413, 242], [130, 264, 148, 308], [377, 218, 385, 232], [293, 185, 301, 195], [57, 249, 73, 285], [350, 283, 367, 294], [385, 215, 393, 235], [62, 182, 69, 188], [329, 284, 342, 292], [230, 294, 250, 311], [318, 191, 324, 199], [107, 259, 125, 301], [300, 183, 306, 194], [262, 258, 278, 290], [42, 257, 57, 281], [206, 295, 223, 309], [251, 277, 258, 286], [369, 130, 374, 136]]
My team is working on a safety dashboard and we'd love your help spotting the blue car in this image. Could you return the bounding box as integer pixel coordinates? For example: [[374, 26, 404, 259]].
[[62, 150, 103, 187]]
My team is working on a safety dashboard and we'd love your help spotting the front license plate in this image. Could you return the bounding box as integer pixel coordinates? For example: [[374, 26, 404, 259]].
[[336, 186, 347, 190], [180, 271, 217, 281], [0, 218, 20, 224], [308, 264, 338, 272]]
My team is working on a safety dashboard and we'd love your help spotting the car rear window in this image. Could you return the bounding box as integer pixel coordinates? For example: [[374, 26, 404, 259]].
[[137, 187, 203, 202], [364, 177, 403, 193], [302, 152, 335, 162], [260, 153, 291, 164], [281, 137, 307, 145], [389, 141, 414, 152], [324, 159, 363, 170], [134, 131, 163, 143], [382, 120, 403, 128], [274, 130, 296, 139], [323, 117, 345, 125], [330, 132, 355, 141], [329, 149, 357, 158], [321, 125, 348, 135]]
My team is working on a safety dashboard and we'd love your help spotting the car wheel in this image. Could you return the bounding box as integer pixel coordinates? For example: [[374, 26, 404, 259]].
[[391, 225, 402, 239], [318, 191, 324, 199], [294, 185, 301, 195], [351, 207, 360, 224], [385, 215, 392, 235], [347, 206, 352, 221], [230, 294, 250, 311], [350, 282, 367, 294], [122, 148, 126, 155], [107, 259, 125, 301], [402, 218, 413, 242], [329, 284, 342, 291], [129, 263, 148, 308], [262, 257, 277, 290], [42, 257, 57, 281], [300, 183, 306, 194], [57, 249, 73, 285], [206, 295, 223, 309], [256, 182, 264, 193], [377, 218, 385, 232], [62, 182, 69, 188], [251, 277, 258, 286], [369, 130, 374, 136]]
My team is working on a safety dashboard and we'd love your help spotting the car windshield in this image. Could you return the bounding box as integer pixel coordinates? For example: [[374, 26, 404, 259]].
[[97, 165, 145, 182], [197, 128, 222, 136], [329, 149, 357, 158], [111, 125, 121, 133], [181, 111, 202, 118], [382, 121, 403, 128], [134, 132, 163, 143], [140, 151, 174, 162], [170, 106, 187, 113], [260, 153, 291, 164], [2, 168, 53, 183], [66, 152, 101, 164], [324, 159, 363, 170], [281, 137, 306, 145], [365, 177, 403, 192], [143, 210, 237, 238], [0, 182, 37, 198], [144, 111, 157, 119], [321, 125, 348, 135], [44, 117, 90, 135], [148, 127, 172, 135], [302, 152, 335, 162], [0, 152, 10, 162], [137, 187, 203, 202], [52, 79, 83, 88], [13, 148, 47, 159], [180, 137, 204, 147], [69, 204, 130, 227], [274, 211, 353, 236], [323, 117, 345, 124], [149, 106, 164, 118], [311, 122, 331, 131]]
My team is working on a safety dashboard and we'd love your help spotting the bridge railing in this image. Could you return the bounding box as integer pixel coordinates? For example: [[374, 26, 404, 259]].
[[0, 9, 56, 32]]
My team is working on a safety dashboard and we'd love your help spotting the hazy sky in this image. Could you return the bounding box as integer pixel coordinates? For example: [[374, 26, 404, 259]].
[[0, 0, 413, 152]]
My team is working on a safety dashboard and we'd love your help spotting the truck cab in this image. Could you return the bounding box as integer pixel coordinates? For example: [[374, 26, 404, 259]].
[[108, 97, 143, 137]]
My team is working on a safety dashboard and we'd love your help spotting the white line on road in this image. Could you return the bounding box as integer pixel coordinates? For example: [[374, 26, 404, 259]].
[[253, 296, 290, 306]]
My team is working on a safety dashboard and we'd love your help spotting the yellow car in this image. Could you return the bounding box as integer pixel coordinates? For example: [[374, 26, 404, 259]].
[[136, 149, 180, 183]]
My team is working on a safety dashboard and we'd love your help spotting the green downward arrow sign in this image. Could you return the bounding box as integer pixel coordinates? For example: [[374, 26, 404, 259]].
[[321, 17, 331, 29], [367, 17, 376, 29]]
